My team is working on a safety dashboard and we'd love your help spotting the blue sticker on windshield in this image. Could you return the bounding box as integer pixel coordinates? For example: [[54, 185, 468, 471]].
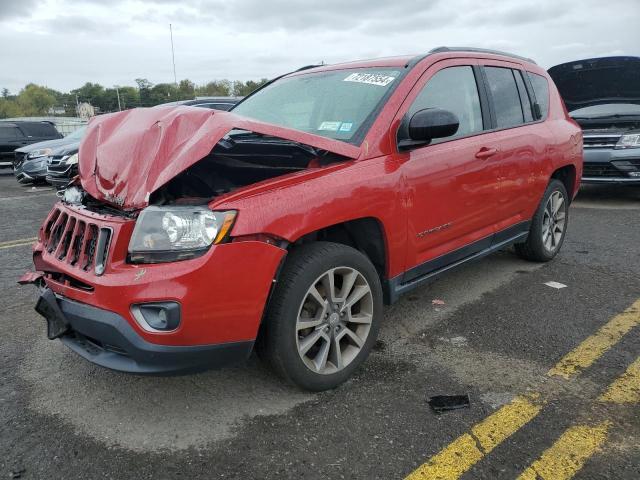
[[339, 122, 353, 132]]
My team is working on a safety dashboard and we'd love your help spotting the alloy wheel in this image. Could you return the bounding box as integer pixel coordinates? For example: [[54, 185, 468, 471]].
[[542, 190, 566, 252], [295, 267, 373, 375]]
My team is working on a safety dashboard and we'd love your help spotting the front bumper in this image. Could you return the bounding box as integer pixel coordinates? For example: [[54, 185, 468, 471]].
[[15, 158, 48, 183], [582, 148, 640, 184], [46, 170, 74, 188], [35, 288, 253, 374], [26, 202, 286, 362]]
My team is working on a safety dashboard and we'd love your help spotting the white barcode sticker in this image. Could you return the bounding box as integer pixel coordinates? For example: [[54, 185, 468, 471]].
[[343, 73, 396, 87]]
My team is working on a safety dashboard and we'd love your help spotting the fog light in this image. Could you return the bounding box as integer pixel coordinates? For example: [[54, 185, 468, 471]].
[[131, 302, 181, 332]]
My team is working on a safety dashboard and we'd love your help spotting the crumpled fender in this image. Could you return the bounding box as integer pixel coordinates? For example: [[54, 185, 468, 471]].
[[79, 107, 361, 210]]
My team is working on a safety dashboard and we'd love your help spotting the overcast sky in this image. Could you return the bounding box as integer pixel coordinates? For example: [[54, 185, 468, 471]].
[[1, 0, 638, 93]]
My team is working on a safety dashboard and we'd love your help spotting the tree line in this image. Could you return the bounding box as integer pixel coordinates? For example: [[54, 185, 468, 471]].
[[0, 78, 269, 118]]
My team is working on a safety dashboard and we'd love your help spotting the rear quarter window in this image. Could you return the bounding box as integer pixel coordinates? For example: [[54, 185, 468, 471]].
[[527, 72, 550, 119]]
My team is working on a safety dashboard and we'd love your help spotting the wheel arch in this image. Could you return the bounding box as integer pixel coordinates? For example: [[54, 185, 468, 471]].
[[550, 164, 577, 201], [290, 217, 389, 281]]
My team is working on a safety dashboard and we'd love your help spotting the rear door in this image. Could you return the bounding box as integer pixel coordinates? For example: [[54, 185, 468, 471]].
[[393, 59, 503, 281], [479, 61, 549, 232]]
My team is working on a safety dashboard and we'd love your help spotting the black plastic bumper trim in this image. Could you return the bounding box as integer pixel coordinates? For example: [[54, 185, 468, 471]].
[[35, 290, 253, 375]]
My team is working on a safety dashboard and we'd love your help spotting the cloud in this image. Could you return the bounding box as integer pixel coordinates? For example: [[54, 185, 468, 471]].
[[0, 0, 43, 20], [39, 14, 126, 34], [0, 0, 638, 92]]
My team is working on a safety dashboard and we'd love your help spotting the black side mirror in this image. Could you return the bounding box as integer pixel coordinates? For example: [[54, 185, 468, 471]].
[[399, 108, 460, 150]]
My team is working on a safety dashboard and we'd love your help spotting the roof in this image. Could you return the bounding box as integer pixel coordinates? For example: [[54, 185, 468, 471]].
[[193, 96, 243, 101], [287, 47, 537, 77]]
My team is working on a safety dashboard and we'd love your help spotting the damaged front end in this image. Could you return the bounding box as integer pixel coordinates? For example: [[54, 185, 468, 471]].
[[19, 107, 361, 373]]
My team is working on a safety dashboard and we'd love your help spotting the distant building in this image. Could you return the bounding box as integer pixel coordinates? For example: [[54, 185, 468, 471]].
[[76, 102, 95, 119], [47, 106, 67, 115]]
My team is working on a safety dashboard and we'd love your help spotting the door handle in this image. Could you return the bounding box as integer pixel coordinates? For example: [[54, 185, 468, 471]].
[[475, 147, 498, 159]]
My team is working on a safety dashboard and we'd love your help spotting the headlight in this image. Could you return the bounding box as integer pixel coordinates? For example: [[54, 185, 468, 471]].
[[64, 153, 79, 165], [27, 148, 53, 159], [616, 133, 640, 149], [128, 206, 237, 263]]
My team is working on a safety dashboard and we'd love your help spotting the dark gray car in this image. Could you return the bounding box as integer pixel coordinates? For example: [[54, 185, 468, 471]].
[[548, 56, 640, 185], [14, 126, 85, 184], [1, 121, 62, 169]]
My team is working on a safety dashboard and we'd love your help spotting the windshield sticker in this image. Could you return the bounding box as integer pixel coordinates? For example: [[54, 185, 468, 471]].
[[343, 72, 396, 87], [339, 122, 353, 132], [318, 121, 342, 131]]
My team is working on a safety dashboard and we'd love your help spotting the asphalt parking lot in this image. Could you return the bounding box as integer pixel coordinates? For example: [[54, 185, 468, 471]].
[[1, 172, 638, 480]]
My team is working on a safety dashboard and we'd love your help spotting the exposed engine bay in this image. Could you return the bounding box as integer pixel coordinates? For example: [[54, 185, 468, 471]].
[[149, 131, 346, 205]]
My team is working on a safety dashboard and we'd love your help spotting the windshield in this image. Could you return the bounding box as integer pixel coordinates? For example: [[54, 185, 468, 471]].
[[570, 103, 640, 118], [232, 68, 402, 144], [65, 126, 87, 141]]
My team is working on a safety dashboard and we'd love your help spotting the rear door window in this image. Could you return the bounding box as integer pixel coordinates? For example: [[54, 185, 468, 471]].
[[484, 67, 525, 128], [527, 72, 550, 119], [408, 66, 484, 142], [22, 123, 58, 137]]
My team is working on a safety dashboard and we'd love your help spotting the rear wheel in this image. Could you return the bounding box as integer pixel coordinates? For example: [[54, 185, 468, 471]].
[[515, 179, 569, 262], [258, 242, 383, 391]]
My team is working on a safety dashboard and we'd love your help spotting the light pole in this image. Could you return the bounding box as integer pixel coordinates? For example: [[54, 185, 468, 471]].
[[170, 23, 177, 86], [115, 86, 122, 111]]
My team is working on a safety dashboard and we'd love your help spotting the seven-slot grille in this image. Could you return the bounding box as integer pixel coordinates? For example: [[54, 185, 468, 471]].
[[42, 207, 112, 275], [582, 133, 622, 149]]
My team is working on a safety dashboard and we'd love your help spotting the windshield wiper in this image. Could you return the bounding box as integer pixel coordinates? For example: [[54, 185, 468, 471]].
[[222, 131, 321, 156]]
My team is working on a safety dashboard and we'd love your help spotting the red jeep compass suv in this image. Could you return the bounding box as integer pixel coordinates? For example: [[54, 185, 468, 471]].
[[22, 47, 582, 391]]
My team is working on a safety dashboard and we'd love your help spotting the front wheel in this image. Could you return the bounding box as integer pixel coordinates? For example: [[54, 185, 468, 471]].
[[515, 179, 569, 262], [257, 242, 383, 391]]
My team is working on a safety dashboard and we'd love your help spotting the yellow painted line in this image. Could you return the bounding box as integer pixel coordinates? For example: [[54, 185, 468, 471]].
[[516, 422, 610, 480], [599, 357, 640, 404], [405, 395, 542, 480], [548, 299, 640, 379], [405, 299, 640, 480], [0, 237, 38, 249]]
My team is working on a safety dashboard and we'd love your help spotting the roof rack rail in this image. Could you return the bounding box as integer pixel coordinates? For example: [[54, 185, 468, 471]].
[[295, 64, 323, 72], [429, 46, 536, 64]]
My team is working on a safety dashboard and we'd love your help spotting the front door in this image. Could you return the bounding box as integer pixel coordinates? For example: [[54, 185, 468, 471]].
[[393, 60, 502, 281]]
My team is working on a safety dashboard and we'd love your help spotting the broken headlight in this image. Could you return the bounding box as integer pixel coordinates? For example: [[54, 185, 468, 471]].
[[128, 206, 236, 263]]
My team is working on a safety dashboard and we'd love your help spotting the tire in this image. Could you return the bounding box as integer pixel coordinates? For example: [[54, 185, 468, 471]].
[[257, 241, 383, 391], [515, 179, 569, 262]]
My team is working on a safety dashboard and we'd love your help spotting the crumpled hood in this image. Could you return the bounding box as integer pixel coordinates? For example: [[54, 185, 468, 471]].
[[79, 106, 361, 210], [548, 56, 640, 112]]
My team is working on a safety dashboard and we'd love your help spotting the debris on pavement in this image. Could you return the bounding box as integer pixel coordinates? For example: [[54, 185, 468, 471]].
[[439, 336, 468, 347], [544, 281, 568, 289], [373, 339, 387, 352], [10, 468, 26, 479], [431, 299, 446, 305], [428, 394, 471, 413]]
